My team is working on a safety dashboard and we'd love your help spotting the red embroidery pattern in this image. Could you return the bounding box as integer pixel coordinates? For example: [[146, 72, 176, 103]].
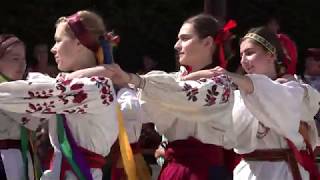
[[58, 95, 69, 105], [72, 90, 88, 104], [221, 86, 230, 103], [20, 117, 47, 126], [21, 117, 31, 125], [26, 101, 56, 114], [256, 122, 270, 139], [24, 75, 114, 115], [211, 75, 231, 104], [26, 89, 54, 99], [205, 84, 219, 106], [90, 77, 114, 105], [183, 83, 199, 102], [183, 75, 231, 106], [63, 104, 88, 114]]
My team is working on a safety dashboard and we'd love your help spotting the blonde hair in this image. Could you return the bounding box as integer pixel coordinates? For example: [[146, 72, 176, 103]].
[[56, 10, 106, 44]]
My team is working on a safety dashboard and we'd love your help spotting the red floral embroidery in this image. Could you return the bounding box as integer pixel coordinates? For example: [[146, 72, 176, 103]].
[[56, 84, 66, 93], [26, 89, 54, 99], [23, 75, 115, 115], [90, 76, 114, 105], [56, 79, 88, 105], [55, 74, 72, 93], [26, 101, 55, 114], [183, 83, 199, 102], [21, 117, 31, 125], [221, 87, 230, 103], [70, 83, 84, 90], [211, 75, 231, 104], [58, 95, 69, 105], [73, 90, 88, 104], [62, 79, 72, 86], [63, 104, 88, 114], [205, 84, 219, 106]]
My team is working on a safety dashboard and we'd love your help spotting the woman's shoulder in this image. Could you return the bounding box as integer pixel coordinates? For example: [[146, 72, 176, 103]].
[[26, 72, 53, 80]]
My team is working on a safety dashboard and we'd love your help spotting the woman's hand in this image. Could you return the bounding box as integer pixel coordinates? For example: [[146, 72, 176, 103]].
[[183, 66, 254, 94], [275, 74, 296, 84], [102, 64, 131, 86]]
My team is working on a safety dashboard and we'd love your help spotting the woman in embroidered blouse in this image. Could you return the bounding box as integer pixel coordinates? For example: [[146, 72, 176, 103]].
[[69, 14, 236, 180], [184, 26, 320, 180], [0, 34, 40, 180], [0, 11, 123, 180]]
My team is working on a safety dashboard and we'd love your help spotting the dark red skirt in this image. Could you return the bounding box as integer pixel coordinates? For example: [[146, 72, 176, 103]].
[[158, 137, 233, 180], [111, 142, 141, 180]]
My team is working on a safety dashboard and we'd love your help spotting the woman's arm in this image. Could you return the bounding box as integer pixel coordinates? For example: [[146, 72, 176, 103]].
[[183, 66, 254, 94], [0, 75, 116, 117], [67, 64, 144, 88]]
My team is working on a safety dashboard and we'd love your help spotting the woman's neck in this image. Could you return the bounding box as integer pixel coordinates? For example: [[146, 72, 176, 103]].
[[190, 61, 213, 73], [266, 69, 278, 80]]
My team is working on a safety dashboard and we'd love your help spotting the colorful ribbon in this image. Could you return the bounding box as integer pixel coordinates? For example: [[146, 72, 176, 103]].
[[0, 73, 35, 180], [56, 114, 92, 180]]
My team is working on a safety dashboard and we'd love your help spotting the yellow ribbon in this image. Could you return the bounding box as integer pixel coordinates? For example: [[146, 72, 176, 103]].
[[96, 47, 104, 65], [117, 105, 137, 180]]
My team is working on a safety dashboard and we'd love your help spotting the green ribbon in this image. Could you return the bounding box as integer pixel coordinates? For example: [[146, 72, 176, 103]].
[[56, 114, 86, 180], [1, 73, 30, 179]]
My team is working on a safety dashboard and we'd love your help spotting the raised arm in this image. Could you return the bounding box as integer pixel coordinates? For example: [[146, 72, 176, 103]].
[[0, 74, 116, 117], [182, 66, 254, 94], [138, 70, 233, 124]]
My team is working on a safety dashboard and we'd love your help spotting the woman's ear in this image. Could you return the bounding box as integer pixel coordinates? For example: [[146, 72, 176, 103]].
[[266, 51, 276, 63], [203, 36, 214, 48]]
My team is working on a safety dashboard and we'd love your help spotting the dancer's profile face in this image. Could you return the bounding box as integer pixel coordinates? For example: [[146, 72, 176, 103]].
[[174, 23, 213, 72], [51, 22, 79, 72]]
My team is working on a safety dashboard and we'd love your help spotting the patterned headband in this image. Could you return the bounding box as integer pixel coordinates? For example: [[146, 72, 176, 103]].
[[244, 33, 276, 55], [67, 13, 99, 52], [0, 35, 22, 58], [66, 13, 120, 65]]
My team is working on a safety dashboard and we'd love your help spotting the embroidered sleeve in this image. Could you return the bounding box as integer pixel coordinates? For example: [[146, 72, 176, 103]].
[[139, 71, 234, 124], [0, 75, 116, 118]]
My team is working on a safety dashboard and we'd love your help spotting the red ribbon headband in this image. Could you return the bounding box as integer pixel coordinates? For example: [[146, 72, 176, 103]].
[[67, 13, 99, 53]]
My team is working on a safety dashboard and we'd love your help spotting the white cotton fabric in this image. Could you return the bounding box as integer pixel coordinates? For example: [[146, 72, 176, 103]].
[[139, 69, 234, 146], [117, 88, 142, 143], [0, 73, 119, 180], [228, 74, 320, 180]]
